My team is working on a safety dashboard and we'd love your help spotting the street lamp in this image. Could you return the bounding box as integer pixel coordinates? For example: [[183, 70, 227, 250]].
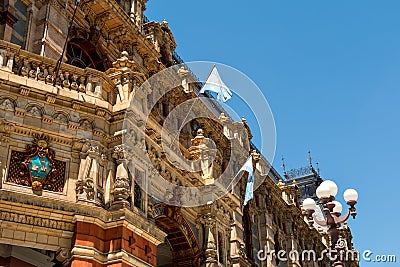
[[303, 180, 359, 267]]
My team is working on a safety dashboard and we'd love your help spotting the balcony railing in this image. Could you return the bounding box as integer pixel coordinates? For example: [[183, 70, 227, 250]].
[[0, 40, 115, 104]]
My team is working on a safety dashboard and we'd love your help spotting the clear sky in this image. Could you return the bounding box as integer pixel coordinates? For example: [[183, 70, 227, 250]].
[[146, 0, 400, 264]]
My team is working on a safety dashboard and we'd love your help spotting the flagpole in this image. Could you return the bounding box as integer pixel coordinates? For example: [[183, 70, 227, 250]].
[[53, 0, 80, 86]]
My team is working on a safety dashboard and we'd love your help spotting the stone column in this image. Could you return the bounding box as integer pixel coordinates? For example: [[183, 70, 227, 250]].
[[75, 142, 102, 205], [205, 227, 218, 267], [24, 3, 38, 52], [110, 144, 131, 210], [198, 210, 218, 267]]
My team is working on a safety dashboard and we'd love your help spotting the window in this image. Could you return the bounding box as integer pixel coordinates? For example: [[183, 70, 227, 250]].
[[134, 169, 144, 210], [67, 43, 95, 69], [11, 0, 28, 46], [66, 40, 109, 71], [243, 205, 254, 260], [134, 182, 142, 210], [218, 231, 225, 264]]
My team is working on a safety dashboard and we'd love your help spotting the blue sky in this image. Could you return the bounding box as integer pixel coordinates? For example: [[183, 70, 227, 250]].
[[146, 0, 400, 264]]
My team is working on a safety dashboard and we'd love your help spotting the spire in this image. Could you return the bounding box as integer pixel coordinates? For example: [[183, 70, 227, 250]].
[[308, 150, 313, 168], [308, 150, 320, 176], [316, 161, 321, 175]]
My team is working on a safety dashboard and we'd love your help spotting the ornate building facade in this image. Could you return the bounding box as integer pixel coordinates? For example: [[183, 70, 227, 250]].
[[0, 0, 358, 266]]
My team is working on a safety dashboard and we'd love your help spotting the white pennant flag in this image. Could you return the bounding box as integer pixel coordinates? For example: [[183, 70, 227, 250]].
[[240, 156, 254, 206], [199, 66, 232, 102]]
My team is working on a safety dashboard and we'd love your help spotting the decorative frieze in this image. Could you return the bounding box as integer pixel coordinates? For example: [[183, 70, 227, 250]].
[[42, 115, 53, 124], [68, 121, 79, 130], [0, 97, 15, 111], [72, 101, 81, 110], [14, 107, 25, 117], [19, 86, 30, 96], [0, 210, 74, 231], [46, 94, 57, 104], [95, 107, 111, 120]]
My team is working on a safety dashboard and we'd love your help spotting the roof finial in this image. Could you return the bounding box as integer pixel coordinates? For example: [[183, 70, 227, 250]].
[[308, 150, 313, 168], [316, 161, 320, 175]]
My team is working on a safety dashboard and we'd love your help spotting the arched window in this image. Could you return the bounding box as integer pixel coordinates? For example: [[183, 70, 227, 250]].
[[67, 43, 95, 69], [66, 36, 110, 71]]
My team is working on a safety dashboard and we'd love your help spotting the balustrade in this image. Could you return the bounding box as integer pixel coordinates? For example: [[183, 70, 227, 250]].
[[0, 40, 116, 104]]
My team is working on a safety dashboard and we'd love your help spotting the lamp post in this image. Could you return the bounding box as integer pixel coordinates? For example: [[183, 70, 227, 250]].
[[302, 180, 359, 267]]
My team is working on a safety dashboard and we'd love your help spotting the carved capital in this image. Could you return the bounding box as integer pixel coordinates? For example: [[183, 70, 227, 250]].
[[111, 162, 131, 209], [112, 51, 138, 72], [0, 121, 15, 134], [112, 144, 130, 164], [112, 176, 130, 202], [75, 179, 95, 201], [55, 248, 71, 266]]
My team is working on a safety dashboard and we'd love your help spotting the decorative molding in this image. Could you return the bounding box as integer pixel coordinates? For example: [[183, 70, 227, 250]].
[[0, 209, 74, 231], [46, 94, 57, 104], [19, 86, 30, 96], [14, 107, 26, 117], [42, 115, 53, 124], [68, 122, 79, 130], [72, 101, 81, 110]]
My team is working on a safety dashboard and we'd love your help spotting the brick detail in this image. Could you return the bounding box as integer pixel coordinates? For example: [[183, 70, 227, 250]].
[[71, 222, 157, 266], [70, 259, 103, 267]]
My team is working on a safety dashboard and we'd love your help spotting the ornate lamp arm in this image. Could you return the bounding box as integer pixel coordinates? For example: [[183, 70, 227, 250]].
[[312, 213, 327, 227], [335, 208, 351, 225]]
